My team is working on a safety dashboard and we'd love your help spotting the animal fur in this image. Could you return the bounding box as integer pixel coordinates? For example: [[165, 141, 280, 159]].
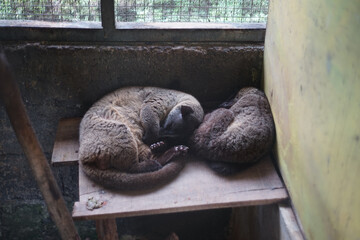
[[79, 86, 204, 190], [190, 87, 275, 175]]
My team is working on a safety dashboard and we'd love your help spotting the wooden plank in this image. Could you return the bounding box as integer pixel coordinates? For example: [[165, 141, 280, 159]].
[[228, 206, 260, 240], [51, 118, 81, 166], [73, 156, 288, 220], [279, 204, 304, 240], [51, 118, 288, 220], [228, 205, 280, 240], [0, 53, 80, 239], [95, 218, 119, 240]]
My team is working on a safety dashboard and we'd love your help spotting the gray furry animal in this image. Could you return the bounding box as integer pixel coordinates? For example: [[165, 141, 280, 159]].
[[79, 86, 204, 190], [190, 87, 275, 175]]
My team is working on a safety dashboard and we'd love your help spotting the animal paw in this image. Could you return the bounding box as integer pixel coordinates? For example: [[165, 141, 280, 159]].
[[156, 145, 189, 166], [174, 145, 189, 155], [150, 141, 167, 153]]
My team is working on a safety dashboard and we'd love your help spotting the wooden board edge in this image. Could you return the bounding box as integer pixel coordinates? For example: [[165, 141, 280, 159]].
[[279, 203, 305, 240], [51, 159, 79, 167], [72, 188, 288, 221], [51, 117, 81, 167]]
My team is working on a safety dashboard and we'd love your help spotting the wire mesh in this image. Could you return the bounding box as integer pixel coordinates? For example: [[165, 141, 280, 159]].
[[0, 0, 101, 22], [115, 0, 269, 23], [0, 0, 268, 23]]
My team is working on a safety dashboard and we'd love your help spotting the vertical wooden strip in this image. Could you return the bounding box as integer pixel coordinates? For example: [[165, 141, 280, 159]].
[[279, 204, 304, 240], [228, 205, 280, 240], [0, 53, 80, 240], [51, 118, 81, 166], [101, 0, 115, 37], [228, 206, 259, 240], [95, 219, 119, 240]]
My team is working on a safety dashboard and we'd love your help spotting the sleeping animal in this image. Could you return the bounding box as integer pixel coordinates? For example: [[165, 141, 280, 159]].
[[190, 87, 275, 175], [79, 86, 204, 190]]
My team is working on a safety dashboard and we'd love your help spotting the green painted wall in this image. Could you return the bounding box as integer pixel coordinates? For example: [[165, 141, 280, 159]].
[[263, 0, 360, 239]]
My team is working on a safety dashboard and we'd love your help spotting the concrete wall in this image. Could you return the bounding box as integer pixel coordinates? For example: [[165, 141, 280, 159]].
[[0, 42, 263, 239], [264, 0, 360, 239]]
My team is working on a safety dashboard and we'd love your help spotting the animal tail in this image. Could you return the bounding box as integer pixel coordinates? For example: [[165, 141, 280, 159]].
[[81, 159, 186, 191]]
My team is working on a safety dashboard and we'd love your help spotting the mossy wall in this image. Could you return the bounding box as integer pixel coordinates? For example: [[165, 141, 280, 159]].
[[0, 42, 263, 239], [264, 0, 360, 239]]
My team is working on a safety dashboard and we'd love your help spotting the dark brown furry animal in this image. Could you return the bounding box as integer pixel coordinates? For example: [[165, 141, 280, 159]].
[[190, 87, 275, 175], [79, 86, 204, 190]]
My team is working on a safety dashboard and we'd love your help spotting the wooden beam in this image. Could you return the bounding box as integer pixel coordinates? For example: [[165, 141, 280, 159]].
[[95, 219, 119, 240], [228, 204, 281, 240], [0, 53, 80, 240], [51, 118, 81, 166], [279, 204, 304, 240], [73, 156, 288, 220]]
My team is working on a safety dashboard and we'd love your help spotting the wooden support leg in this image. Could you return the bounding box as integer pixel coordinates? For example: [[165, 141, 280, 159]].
[[0, 51, 79, 240], [228, 205, 280, 240], [279, 203, 305, 240], [95, 218, 119, 240], [228, 206, 259, 240]]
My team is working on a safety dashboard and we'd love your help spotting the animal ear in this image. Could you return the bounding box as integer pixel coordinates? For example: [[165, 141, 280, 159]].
[[180, 105, 194, 117]]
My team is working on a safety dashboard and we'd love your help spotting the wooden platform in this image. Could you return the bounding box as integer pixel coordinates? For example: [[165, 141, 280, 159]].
[[52, 118, 81, 166], [51, 118, 288, 221]]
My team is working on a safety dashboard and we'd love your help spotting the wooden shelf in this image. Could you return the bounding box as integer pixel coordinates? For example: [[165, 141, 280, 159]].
[[52, 118, 81, 166], [51, 118, 288, 221]]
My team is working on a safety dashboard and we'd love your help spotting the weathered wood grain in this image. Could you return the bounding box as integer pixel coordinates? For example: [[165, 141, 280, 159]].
[[73, 156, 287, 220], [51, 118, 81, 166], [95, 218, 119, 240], [279, 204, 304, 240], [51, 117, 287, 221], [0, 54, 80, 240]]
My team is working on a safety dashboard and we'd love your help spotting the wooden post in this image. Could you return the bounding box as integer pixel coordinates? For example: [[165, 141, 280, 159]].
[[0, 53, 80, 240], [95, 219, 119, 240], [228, 205, 280, 240]]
